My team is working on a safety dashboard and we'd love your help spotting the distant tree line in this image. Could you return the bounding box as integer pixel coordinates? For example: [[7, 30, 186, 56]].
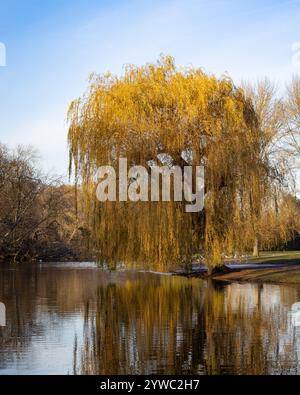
[[0, 144, 94, 263]]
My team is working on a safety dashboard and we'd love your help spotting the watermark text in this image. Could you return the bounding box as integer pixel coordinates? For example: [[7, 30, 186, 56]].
[[96, 158, 204, 213]]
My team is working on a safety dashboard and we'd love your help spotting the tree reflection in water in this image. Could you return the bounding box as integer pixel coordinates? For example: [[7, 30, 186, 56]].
[[1, 264, 300, 374]]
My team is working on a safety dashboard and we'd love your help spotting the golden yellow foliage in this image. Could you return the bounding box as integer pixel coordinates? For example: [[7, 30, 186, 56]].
[[68, 56, 271, 271]]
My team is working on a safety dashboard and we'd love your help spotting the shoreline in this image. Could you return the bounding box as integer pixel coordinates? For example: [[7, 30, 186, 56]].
[[3, 253, 300, 286], [175, 261, 300, 285]]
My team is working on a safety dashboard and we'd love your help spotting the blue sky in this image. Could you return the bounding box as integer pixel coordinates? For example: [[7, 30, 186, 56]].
[[0, 0, 300, 177]]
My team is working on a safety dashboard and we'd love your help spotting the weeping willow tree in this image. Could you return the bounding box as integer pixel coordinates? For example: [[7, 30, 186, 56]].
[[68, 55, 271, 273]]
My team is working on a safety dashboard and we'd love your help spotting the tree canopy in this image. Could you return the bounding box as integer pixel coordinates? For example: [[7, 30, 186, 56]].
[[67, 56, 289, 272]]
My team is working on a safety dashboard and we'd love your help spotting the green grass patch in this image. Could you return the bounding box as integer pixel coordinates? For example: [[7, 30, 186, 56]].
[[248, 251, 300, 265]]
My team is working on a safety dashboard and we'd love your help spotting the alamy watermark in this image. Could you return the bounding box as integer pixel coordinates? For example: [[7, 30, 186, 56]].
[[0, 42, 6, 67], [0, 302, 5, 326], [95, 158, 204, 213]]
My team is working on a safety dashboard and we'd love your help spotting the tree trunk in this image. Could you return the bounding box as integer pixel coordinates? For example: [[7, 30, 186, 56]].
[[207, 263, 231, 276], [253, 236, 259, 257]]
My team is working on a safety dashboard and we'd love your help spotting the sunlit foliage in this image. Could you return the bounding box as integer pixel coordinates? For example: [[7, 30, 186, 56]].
[[68, 56, 274, 271]]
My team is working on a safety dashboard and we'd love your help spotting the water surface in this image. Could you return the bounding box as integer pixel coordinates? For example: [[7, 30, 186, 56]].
[[1, 262, 300, 374]]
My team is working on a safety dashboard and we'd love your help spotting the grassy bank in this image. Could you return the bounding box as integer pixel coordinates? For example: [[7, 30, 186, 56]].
[[213, 251, 300, 284], [248, 251, 300, 265]]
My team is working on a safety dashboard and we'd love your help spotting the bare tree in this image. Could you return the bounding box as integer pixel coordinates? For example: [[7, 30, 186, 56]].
[[0, 144, 92, 263]]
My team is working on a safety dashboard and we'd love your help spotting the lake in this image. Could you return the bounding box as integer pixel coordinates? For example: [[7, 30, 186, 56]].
[[1, 262, 300, 374]]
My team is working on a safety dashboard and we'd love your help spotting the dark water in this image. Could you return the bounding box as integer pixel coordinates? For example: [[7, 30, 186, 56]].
[[1, 262, 300, 375]]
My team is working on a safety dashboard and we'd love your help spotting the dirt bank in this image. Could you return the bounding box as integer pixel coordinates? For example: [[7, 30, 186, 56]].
[[175, 252, 300, 285], [210, 265, 300, 284]]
